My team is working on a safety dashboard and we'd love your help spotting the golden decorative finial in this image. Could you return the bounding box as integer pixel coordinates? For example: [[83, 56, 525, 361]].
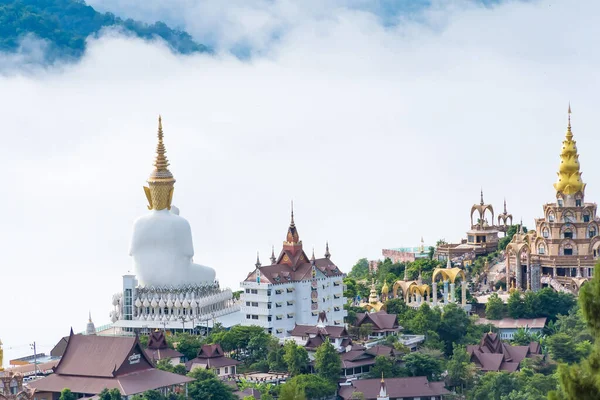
[[144, 116, 176, 210], [381, 372, 385, 383], [554, 104, 585, 195], [291, 200, 295, 226]]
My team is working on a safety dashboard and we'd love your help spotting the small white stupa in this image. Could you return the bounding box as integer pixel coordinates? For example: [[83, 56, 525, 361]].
[[85, 312, 96, 335]]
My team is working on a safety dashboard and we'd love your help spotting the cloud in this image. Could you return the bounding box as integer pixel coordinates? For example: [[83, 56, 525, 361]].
[[2, 0, 600, 363]]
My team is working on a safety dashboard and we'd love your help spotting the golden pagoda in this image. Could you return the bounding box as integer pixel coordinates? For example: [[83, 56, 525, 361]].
[[360, 281, 386, 312], [513, 105, 598, 294], [144, 116, 176, 211], [381, 279, 389, 302], [554, 105, 585, 195]]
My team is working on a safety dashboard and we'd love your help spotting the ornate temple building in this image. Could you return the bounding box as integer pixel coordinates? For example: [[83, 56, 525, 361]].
[[505, 107, 597, 293], [240, 208, 347, 337], [435, 192, 512, 264], [0, 371, 35, 400], [109, 117, 240, 333]]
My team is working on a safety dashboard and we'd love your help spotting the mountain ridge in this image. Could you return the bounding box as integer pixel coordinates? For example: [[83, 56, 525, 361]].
[[0, 0, 210, 63]]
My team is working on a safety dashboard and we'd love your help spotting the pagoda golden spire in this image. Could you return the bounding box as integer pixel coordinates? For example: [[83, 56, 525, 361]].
[[554, 104, 585, 196], [144, 116, 176, 210]]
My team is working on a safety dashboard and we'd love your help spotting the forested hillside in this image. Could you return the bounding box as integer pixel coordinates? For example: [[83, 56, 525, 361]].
[[0, 0, 209, 62]]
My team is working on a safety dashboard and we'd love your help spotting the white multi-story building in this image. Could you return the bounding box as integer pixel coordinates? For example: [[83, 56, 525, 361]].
[[241, 210, 347, 337]]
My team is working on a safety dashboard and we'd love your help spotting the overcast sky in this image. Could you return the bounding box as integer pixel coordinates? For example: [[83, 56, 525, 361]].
[[2, 0, 600, 364]]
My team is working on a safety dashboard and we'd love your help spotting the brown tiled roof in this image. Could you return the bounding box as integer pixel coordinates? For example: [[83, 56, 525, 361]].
[[54, 331, 155, 378], [338, 377, 449, 399], [51, 336, 70, 358], [143, 348, 183, 362], [355, 312, 401, 332], [185, 344, 240, 370], [146, 330, 169, 350], [289, 324, 348, 339], [8, 360, 59, 376], [27, 368, 193, 396], [305, 334, 326, 350], [466, 332, 542, 372], [185, 356, 241, 370], [245, 257, 343, 284], [340, 350, 378, 369], [476, 317, 547, 329]]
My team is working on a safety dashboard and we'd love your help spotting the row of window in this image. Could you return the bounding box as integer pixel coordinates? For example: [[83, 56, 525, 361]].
[[245, 288, 295, 295], [541, 228, 597, 239], [548, 210, 591, 223]]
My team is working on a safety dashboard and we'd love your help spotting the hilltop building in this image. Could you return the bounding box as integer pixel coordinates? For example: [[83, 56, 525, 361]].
[[109, 117, 240, 333], [382, 237, 432, 263], [505, 107, 598, 292], [240, 209, 346, 337], [435, 193, 512, 263]]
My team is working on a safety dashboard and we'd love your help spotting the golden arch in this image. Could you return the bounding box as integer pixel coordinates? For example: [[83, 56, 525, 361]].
[[432, 267, 466, 284], [392, 280, 416, 301], [409, 284, 431, 298]]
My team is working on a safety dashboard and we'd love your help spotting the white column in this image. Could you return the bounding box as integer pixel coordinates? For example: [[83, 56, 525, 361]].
[[443, 281, 449, 303], [461, 281, 467, 306], [432, 282, 438, 306], [450, 283, 456, 303]]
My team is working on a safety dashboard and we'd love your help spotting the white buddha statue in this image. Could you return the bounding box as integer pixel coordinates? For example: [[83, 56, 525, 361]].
[[129, 117, 216, 287]]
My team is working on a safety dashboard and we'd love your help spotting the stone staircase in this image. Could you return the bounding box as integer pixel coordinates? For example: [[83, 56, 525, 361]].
[[541, 276, 572, 293]]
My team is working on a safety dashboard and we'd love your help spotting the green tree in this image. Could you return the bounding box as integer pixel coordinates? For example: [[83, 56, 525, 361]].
[[408, 303, 441, 335], [349, 258, 370, 279], [283, 341, 309, 376], [402, 352, 443, 380], [438, 303, 470, 355], [343, 277, 358, 300], [498, 225, 527, 251], [286, 375, 336, 399], [59, 389, 76, 400], [510, 328, 541, 346], [446, 344, 476, 393], [507, 291, 525, 319], [267, 343, 287, 372], [485, 292, 504, 320], [168, 333, 203, 360], [358, 323, 374, 340], [278, 378, 306, 400], [368, 355, 397, 379], [546, 332, 590, 364], [187, 369, 236, 400], [314, 340, 341, 383], [549, 263, 600, 399]]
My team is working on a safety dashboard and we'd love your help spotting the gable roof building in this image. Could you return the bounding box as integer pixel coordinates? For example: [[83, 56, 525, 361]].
[[28, 330, 193, 400], [466, 332, 542, 372], [186, 344, 240, 377], [240, 207, 347, 337], [355, 312, 402, 338], [143, 330, 183, 364], [339, 376, 450, 400]]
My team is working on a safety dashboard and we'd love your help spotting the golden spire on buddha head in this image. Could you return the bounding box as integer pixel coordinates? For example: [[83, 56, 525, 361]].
[[144, 116, 176, 210]]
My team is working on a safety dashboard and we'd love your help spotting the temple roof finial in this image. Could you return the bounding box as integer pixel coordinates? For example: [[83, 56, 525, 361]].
[[325, 241, 331, 259], [554, 104, 585, 195], [255, 251, 261, 268], [285, 201, 300, 244], [503, 198, 507, 213], [480, 188, 484, 205], [311, 247, 316, 262], [270, 245, 276, 264]]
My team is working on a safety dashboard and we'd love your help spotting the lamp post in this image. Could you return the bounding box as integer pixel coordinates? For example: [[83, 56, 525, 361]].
[[30, 342, 37, 378], [179, 316, 188, 333]]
